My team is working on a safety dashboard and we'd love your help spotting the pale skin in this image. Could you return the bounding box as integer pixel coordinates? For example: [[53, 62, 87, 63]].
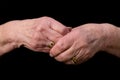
[[0, 17, 71, 56], [50, 23, 120, 64], [1, 17, 120, 65]]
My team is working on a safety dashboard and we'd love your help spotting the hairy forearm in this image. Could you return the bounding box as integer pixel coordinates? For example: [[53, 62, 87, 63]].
[[101, 23, 120, 57]]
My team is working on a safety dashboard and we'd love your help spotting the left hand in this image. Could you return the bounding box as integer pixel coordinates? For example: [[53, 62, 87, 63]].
[[0, 17, 71, 55], [50, 23, 109, 64]]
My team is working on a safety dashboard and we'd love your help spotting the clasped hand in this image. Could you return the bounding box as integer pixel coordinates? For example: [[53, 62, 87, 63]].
[[0, 17, 113, 65]]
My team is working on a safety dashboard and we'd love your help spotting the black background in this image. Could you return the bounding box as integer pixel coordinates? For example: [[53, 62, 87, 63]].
[[0, 0, 120, 79]]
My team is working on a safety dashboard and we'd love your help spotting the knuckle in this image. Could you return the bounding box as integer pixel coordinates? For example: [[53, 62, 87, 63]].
[[37, 26, 46, 33], [40, 16, 53, 23]]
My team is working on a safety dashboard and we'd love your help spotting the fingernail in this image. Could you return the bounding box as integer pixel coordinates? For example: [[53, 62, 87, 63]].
[[50, 53, 54, 57]]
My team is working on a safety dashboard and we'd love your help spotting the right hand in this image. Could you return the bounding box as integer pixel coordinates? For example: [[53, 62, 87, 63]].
[[50, 23, 111, 64]]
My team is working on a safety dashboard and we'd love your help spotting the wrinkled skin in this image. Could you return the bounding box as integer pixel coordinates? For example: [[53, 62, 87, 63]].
[[1, 16, 120, 65], [50, 23, 110, 64], [0, 17, 71, 55]]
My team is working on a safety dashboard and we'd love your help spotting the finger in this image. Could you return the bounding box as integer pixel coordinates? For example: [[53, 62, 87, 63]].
[[50, 18, 71, 35], [66, 48, 94, 65], [54, 46, 80, 62], [65, 56, 85, 65], [36, 17, 71, 35], [50, 35, 73, 57], [22, 36, 51, 51], [23, 42, 50, 52], [24, 41, 51, 53], [65, 48, 86, 64], [43, 28, 63, 43]]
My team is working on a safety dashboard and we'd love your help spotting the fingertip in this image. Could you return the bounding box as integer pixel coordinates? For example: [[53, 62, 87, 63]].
[[49, 53, 54, 57], [49, 45, 58, 57], [49, 42, 62, 57], [49, 48, 54, 57]]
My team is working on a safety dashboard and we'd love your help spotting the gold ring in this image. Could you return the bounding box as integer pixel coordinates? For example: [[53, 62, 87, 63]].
[[72, 56, 78, 64], [48, 41, 55, 48]]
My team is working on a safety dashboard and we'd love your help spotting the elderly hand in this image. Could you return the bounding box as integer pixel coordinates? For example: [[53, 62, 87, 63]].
[[0, 17, 71, 55], [50, 23, 111, 64]]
